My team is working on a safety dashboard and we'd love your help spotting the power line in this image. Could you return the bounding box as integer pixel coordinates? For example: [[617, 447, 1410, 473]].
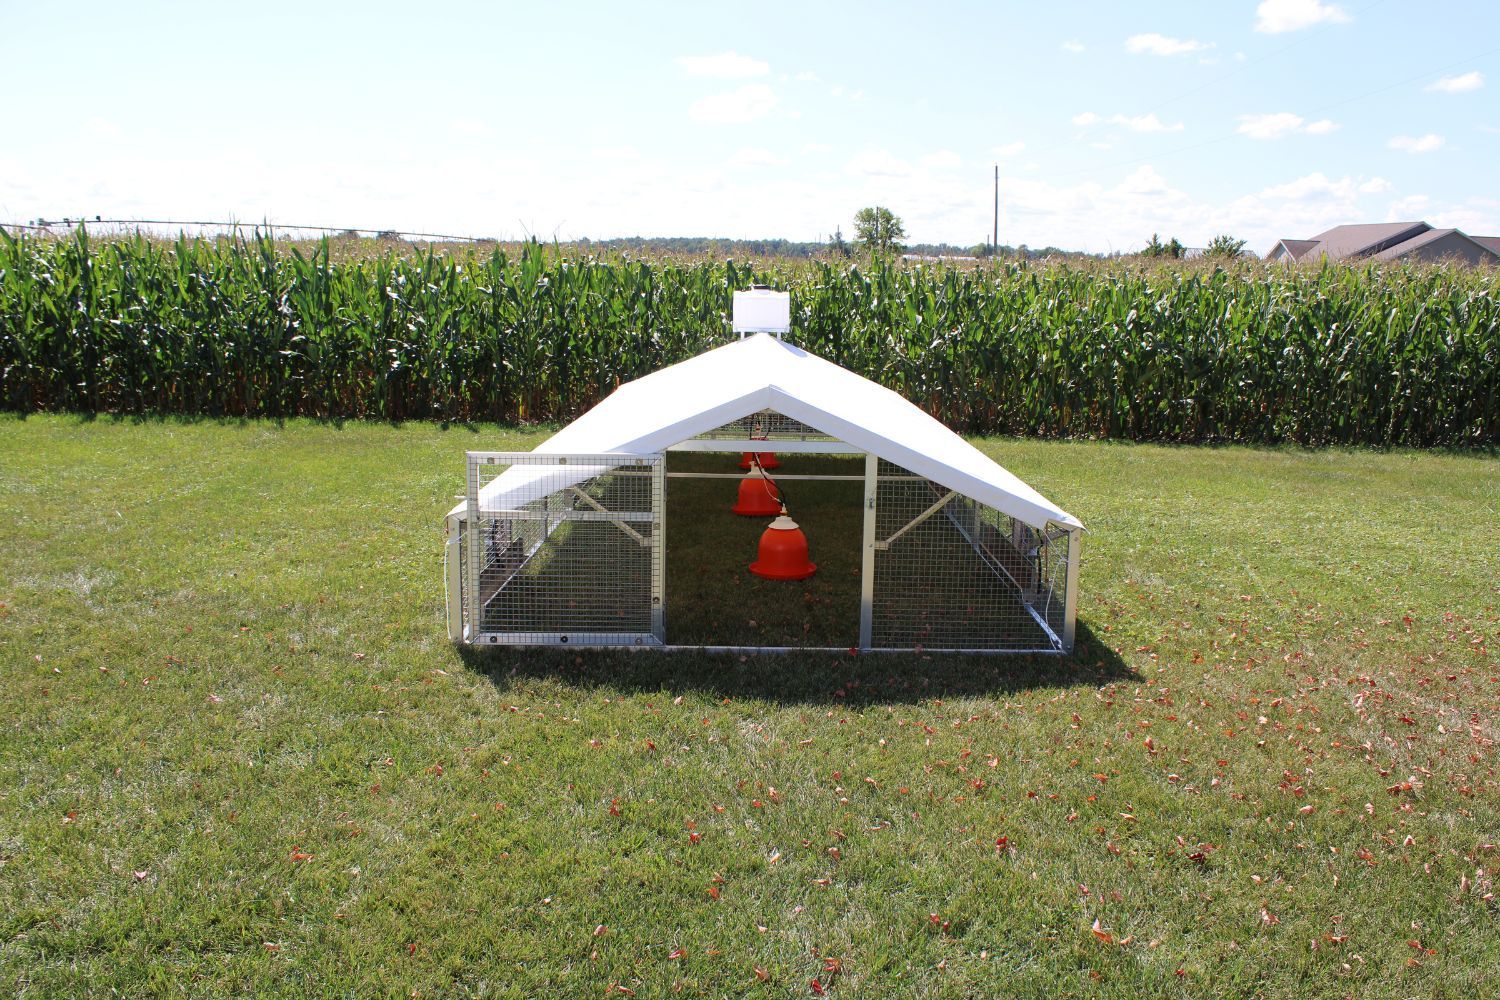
[[3, 217, 497, 242]]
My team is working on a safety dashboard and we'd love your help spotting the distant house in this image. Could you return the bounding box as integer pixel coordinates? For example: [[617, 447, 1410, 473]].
[[1267, 221, 1500, 265]]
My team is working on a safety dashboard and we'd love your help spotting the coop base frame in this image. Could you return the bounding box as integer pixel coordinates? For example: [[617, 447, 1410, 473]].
[[446, 440, 1079, 655]]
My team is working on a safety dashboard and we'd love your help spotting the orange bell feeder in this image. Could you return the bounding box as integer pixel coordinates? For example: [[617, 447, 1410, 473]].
[[732, 469, 783, 517], [738, 450, 780, 471], [749, 511, 817, 581]]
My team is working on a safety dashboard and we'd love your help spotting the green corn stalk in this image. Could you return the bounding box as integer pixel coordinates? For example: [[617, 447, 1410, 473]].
[[0, 228, 1495, 445]]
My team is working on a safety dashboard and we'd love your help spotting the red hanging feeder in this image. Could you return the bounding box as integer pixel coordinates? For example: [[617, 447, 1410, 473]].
[[749, 511, 817, 581], [738, 450, 780, 471], [732, 468, 783, 517]]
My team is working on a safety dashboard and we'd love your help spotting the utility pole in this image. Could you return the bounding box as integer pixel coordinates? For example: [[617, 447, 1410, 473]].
[[992, 164, 999, 253]]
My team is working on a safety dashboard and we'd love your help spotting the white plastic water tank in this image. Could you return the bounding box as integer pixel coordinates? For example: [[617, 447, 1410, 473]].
[[732, 288, 791, 337]]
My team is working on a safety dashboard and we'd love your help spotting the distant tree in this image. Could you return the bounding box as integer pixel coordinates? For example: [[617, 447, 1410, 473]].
[[853, 206, 907, 254], [829, 225, 850, 258], [1204, 234, 1248, 259], [1139, 233, 1185, 259]]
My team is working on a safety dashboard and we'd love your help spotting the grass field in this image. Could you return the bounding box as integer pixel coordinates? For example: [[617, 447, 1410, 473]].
[[1, 415, 1496, 997]]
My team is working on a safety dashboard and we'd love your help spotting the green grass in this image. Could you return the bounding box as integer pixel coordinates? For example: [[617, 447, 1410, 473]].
[[664, 453, 864, 648], [0, 415, 1496, 998]]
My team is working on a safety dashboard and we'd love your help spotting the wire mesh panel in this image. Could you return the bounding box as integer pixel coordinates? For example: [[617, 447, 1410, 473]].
[[869, 459, 1069, 652], [464, 452, 663, 646], [692, 408, 837, 442]]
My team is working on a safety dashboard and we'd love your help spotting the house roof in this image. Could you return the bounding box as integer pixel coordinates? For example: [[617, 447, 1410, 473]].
[[1274, 239, 1319, 260], [1302, 222, 1431, 260], [458, 333, 1081, 531], [1370, 227, 1458, 260], [1471, 235, 1500, 256]]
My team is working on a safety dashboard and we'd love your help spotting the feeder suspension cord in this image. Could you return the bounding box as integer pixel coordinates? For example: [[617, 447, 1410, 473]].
[[751, 453, 789, 513]]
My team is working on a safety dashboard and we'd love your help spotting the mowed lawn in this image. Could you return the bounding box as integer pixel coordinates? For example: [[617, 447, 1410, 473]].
[[0, 415, 1496, 998]]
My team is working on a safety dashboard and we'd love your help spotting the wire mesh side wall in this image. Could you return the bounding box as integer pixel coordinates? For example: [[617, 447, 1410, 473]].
[[1037, 525, 1074, 646], [691, 408, 837, 442], [869, 459, 1067, 652], [465, 452, 663, 646]]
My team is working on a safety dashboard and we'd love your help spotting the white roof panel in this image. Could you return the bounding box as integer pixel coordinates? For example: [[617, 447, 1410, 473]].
[[456, 334, 1081, 531]]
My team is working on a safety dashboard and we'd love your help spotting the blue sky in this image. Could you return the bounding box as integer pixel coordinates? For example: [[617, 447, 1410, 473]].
[[3, 0, 1497, 253]]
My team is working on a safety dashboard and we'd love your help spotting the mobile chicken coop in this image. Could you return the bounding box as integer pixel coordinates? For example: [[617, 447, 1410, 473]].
[[443, 291, 1083, 654]]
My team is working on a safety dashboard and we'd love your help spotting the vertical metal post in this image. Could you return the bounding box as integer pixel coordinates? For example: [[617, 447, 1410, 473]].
[[465, 453, 483, 644], [445, 513, 464, 641], [650, 455, 666, 642], [858, 452, 878, 649], [1062, 527, 1081, 654], [993, 163, 999, 252]]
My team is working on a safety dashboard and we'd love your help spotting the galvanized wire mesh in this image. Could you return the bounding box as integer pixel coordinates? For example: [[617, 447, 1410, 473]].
[[870, 459, 1066, 652], [465, 453, 662, 645], [692, 408, 836, 441], [452, 448, 1073, 653], [1037, 525, 1073, 644]]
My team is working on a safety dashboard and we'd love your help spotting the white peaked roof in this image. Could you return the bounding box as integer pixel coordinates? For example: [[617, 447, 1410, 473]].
[[459, 334, 1082, 531]]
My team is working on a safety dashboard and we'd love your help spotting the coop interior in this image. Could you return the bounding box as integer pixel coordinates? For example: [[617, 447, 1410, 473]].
[[459, 409, 1071, 653]]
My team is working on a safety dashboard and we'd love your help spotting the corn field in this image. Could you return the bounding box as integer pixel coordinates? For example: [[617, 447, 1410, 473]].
[[1, 228, 1496, 445]]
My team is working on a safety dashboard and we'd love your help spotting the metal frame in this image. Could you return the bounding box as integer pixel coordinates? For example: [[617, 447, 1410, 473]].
[[668, 439, 860, 455], [858, 452, 878, 649], [448, 424, 1079, 656], [464, 451, 664, 647], [866, 459, 1074, 654]]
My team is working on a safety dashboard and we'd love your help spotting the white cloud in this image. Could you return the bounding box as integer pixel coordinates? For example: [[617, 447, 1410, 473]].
[[794, 71, 822, 83], [1237, 112, 1338, 139], [1386, 194, 1431, 219], [993, 140, 1026, 158], [1358, 177, 1392, 195], [448, 118, 490, 136], [1388, 133, 1446, 154], [590, 145, 640, 161], [1072, 111, 1183, 132], [1239, 113, 1305, 139], [675, 51, 770, 78], [1254, 0, 1350, 33], [726, 147, 788, 169], [845, 150, 914, 178], [1258, 171, 1356, 201], [1061, 40, 1085, 53], [1126, 33, 1212, 56], [801, 142, 833, 155], [688, 84, 778, 124], [1426, 71, 1483, 93], [1117, 165, 1171, 195], [85, 117, 123, 138], [1114, 113, 1184, 133], [920, 150, 963, 170]]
